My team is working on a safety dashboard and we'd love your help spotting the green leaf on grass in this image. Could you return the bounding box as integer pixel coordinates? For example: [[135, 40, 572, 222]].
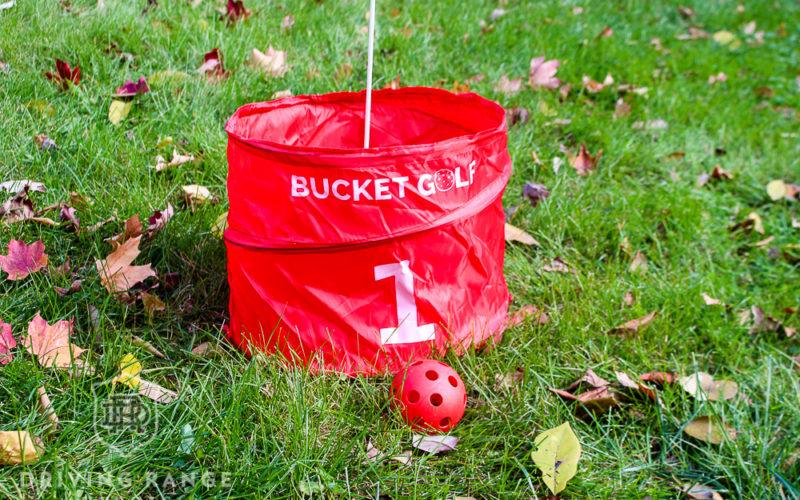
[[531, 422, 581, 494], [108, 100, 132, 125]]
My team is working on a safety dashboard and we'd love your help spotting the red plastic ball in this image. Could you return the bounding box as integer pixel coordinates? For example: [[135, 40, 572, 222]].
[[391, 359, 466, 433]]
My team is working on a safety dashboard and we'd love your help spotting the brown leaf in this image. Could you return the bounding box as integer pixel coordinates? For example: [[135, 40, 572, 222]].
[[0, 187, 35, 224], [747, 306, 781, 335], [566, 368, 611, 392], [105, 214, 143, 248], [0, 431, 41, 465], [569, 143, 602, 176], [141, 291, 166, 316], [0, 239, 48, 280], [596, 26, 613, 39], [613, 98, 631, 119], [494, 74, 523, 94], [96, 235, 157, 293], [150, 150, 195, 172], [681, 483, 724, 500], [701, 293, 727, 307], [127, 335, 167, 360], [390, 450, 411, 464], [494, 367, 524, 391], [54, 279, 82, 296], [581, 73, 613, 93], [696, 164, 733, 187], [508, 305, 549, 327], [197, 48, 228, 82], [138, 378, 178, 404], [639, 371, 678, 385], [677, 6, 696, 19], [623, 291, 636, 307], [334, 63, 352, 82], [679, 372, 738, 401], [506, 107, 529, 127], [676, 26, 710, 40], [504, 223, 540, 246], [522, 182, 549, 207], [147, 203, 174, 237], [251, 46, 288, 78], [684, 416, 738, 444], [707, 72, 728, 85], [543, 257, 574, 274], [615, 371, 656, 399], [191, 341, 225, 358], [630, 250, 649, 273], [280, 14, 294, 33], [412, 434, 457, 454], [37, 386, 59, 431], [24, 312, 85, 368], [575, 386, 622, 415], [610, 311, 658, 337]]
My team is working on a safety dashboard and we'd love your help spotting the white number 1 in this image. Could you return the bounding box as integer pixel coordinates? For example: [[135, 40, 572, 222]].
[[374, 261, 435, 345]]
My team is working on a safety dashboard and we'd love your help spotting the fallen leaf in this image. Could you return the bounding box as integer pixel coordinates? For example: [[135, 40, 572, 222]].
[[684, 416, 738, 444], [494, 74, 523, 94], [701, 293, 728, 307], [150, 150, 195, 172], [390, 451, 411, 464], [696, 165, 733, 187], [566, 368, 611, 392], [596, 26, 613, 39], [108, 99, 132, 125], [127, 335, 167, 360], [334, 63, 352, 82], [613, 98, 631, 119], [0, 239, 48, 280], [632, 119, 669, 131], [639, 371, 678, 385], [0, 187, 35, 224], [508, 305, 549, 327], [679, 372, 738, 401], [747, 306, 782, 335], [630, 250, 649, 273], [182, 184, 212, 203], [113, 76, 149, 97], [105, 214, 143, 248], [681, 483, 724, 500], [609, 311, 658, 336], [113, 353, 142, 389], [0, 180, 46, 193], [45, 58, 80, 91], [54, 279, 82, 296], [506, 107, 529, 127], [412, 434, 457, 454], [713, 30, 741, 49], [212, 211, 228, 238], [748, 212, 764, 234], [251, 46, 288, 78], [141, 291, 165, 316], [615, 371, 656, 399], [0, 320, 15, 364], [37, 386, 59, 431], [223, 0, 250, 23], [138, 378, 178, 404], [707, 72, 728, 85], [271, 89, 292, 99], [623, 291, 635, 307], [33, 134, 58, 151], [24, 312, 85, 368], [530, 422, 581, 495], [197, 48, 228, 82], [552, 157, 563, 174], [505, 223, 540, 246], [191, 341, 225, 358], [752, 235, 774, 247], [0, 431, 41, 465], [528, 56, 561, 90], [522, 182, 549, 207], [96, 235, 157, 293], [543, 257, 573, 274], [147, 203, 174, 236], [766, 180, 800, 201], [582, 73, 613, 93], [280, 14, 294, 32], [574, 388, 622, 416], [365, 440, 381, 463], [494, 367, 525, 391], [677, 6, 695, 19], [569, 143, 602, 176]]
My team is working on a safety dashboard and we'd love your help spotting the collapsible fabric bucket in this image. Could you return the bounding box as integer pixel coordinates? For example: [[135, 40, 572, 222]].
[[224, 87, 512, 376]]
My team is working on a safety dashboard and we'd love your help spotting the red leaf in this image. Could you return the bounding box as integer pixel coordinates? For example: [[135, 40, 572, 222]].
[[0, 320, 16, 364], [113, 77, 149, 97], [197, 49, 228, 82], [224, 0, 251, 23], [46, 58, 80, 90], [0, 240, 49, 280], [569, 143, 602, 176]]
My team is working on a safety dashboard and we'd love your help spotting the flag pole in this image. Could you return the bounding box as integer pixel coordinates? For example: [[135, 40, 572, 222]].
[[364, 0, 376, 148]]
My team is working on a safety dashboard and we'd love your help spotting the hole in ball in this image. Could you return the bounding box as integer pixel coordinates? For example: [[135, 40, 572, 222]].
[[425, 370, 439, 381], [439, 417, 451, 428], [448, 375, 458, 387], [430, 393, 443, 406], [407, 390, 420, 404]]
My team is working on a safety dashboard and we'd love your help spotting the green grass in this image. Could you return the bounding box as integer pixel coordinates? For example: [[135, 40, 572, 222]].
[[1, 0, 799, 498]]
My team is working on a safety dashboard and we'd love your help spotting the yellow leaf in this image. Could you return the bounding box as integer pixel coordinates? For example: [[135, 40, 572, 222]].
[[147, 70, 189, 87], [108, 100, 132, 126], [113, 353, 142, 390], [24, 99, 56, 117], [505, 223, 540, 246], [530, 422, 581, 495], [155, 136, 173, 150], [713, 30, 741, 49], [0, 431, 41, 465], [212, 211, 228, 239], [684, 416, 738, 444]]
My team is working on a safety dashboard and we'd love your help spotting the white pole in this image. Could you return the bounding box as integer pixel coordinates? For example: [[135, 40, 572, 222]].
[[364, 0, 376, 148]]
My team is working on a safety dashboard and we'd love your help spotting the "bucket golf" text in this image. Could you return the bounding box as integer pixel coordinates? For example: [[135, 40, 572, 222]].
[[290, 161, 476, 201]]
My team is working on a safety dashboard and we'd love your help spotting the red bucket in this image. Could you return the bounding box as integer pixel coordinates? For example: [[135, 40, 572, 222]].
[[224, 87, 512, 375]]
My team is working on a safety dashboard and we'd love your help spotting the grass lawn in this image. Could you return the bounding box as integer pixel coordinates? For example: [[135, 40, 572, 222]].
[[1, 0, 799, 497]]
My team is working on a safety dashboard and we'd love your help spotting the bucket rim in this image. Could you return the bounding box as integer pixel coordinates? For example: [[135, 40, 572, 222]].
[[225, 86, 507, 157]]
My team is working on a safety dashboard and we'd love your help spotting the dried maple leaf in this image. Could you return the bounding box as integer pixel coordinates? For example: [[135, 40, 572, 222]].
[[494, 74, 523, 94], [105, 214, 143, 248], [494, 367, 525, 391], [522, 182, 549, 207], [609, 311, 658, 337], [24, 312, 85, 368], [574, 386, 622, 416], [197, 48, 228, 82], [223, 0, 251, 23], [45, 58, 80, 91], [141, 291, 165, 316], [96, 235, 156, 293], [528, 56, 561, 90], [696, 164, 733, 187], [676, 26, 710, 40], [113, 76, 149, 97], [630, 250, 648, 273], [623, 291, 635, 307], [505, 223, 539, 245], [543, 257, 574, 273], [54, 279, 82, 296], [508, 305, 549, 327], [251, 46, 288, 78], [0, 186, 36, 224], [0, 239, 48, 280], [149, 150, 195, 172], [147, 203, 174, 237], [639, 371, 678, 385], [412, 434, 457, 454], [565, 368, 611, 392], [707, 72, 727, 85], [582, 73, 613, 93], [0, 320, 16, 364], [280, 14, 295, 32], [506, 107, 529, 127], [569, 143, 602, 176], [59, 204, 79, 230]]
